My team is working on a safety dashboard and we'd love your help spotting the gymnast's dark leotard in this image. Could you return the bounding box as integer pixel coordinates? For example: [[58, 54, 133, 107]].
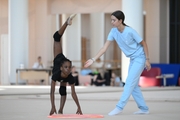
[[51, 31, 75, 85]]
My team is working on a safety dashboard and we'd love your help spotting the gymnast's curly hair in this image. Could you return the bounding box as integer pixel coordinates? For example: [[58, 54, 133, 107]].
[[60, 57, 72, 67]]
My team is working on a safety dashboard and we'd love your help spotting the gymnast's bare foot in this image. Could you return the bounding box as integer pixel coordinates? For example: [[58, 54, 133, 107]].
[[67, 14, 76, 25]]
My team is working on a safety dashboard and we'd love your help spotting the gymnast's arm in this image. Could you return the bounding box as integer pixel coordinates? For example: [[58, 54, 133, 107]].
[[70, 84, 83, 115], [49, 80, 57, 115]]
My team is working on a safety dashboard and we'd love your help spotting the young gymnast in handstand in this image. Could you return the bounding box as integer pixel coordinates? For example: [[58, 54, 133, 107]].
[[49, 14, 82, 115]]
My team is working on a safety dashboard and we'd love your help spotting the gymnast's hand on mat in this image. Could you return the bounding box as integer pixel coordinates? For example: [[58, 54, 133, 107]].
[[84, 59, 94, 68], [76, 108, 83, 115], [49, 107, 57, 115]]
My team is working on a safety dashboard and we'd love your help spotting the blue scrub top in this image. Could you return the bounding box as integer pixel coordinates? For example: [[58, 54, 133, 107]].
[[107, 26, 144, 58]]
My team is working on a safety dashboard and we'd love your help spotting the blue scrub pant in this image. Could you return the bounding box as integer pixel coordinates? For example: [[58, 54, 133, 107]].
[[116, 54, 149, 111]]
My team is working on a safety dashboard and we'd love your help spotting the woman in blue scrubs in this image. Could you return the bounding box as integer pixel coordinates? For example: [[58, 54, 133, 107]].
[[84, 10, 151, 116]]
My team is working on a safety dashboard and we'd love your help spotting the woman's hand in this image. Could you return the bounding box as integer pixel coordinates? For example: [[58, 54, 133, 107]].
[[145, 60, 151, 71], [84, 59, 94, 68]]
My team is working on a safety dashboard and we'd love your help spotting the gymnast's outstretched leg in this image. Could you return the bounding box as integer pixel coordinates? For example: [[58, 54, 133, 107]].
[[53, 14, 76, 57]]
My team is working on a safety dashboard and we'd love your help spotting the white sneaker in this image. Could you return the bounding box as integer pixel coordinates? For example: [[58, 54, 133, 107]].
[[108, 108, 122, 116], [133, 110, 149, 115], [67, 14, 76, 25]]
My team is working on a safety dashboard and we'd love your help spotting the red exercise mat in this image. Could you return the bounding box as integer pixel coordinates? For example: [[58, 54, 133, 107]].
[[48, 114, 104, 119]]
